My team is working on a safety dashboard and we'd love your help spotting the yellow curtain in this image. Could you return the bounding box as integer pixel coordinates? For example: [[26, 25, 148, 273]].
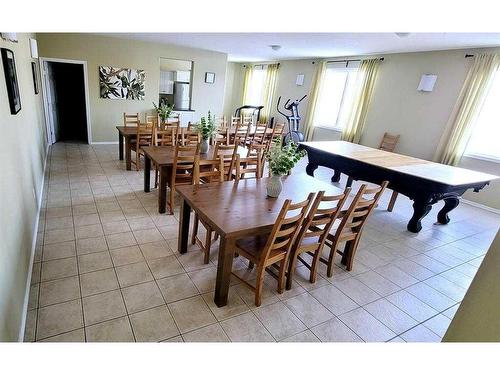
[[436, 54, 500, 166], [303, 61, 327, 141], [341, 58, 381, 143], [241, 64, 253, 106], [260, 63, 279, 123]]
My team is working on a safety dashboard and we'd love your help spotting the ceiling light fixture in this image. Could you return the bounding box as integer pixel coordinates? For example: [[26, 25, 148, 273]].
[[269, 45, 282, 51]]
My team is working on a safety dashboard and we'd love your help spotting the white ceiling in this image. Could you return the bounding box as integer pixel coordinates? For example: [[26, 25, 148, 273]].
[[104, 33, 500, 62]]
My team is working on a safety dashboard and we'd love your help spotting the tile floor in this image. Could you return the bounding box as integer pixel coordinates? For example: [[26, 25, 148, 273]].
[[24, 142, 499, 342]]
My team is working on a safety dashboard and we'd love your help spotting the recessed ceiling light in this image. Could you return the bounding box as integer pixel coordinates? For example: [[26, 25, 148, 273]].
[[395, 32, 411, 38], [269, 45, 282, 51]]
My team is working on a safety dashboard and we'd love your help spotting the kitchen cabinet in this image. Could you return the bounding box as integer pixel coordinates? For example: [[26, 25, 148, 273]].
[[174, 70, 191, 82], [159, 71, 174, 94]]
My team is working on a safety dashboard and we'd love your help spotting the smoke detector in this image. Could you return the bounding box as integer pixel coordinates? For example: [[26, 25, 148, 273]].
[[269, 45, 282, 51]]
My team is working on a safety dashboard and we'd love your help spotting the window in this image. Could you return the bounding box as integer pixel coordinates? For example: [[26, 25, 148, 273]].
[[314, 62, 359, 130], [464, 70, 500, 161], [246, 65, 267, 106]]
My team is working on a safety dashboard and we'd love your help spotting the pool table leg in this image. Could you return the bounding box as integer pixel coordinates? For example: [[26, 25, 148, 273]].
[[331, 170, 341, 183], [305, 162, 318, 176], [437, 195, 460, 225], [407, 197, 433, 233]]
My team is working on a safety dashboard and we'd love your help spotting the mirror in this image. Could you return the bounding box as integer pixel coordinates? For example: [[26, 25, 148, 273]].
[[159, 57, 193, 111]]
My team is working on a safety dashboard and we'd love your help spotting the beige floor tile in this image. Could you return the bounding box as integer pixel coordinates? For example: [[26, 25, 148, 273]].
[[43, 241, 76, 261], [355, 271, 401, 297], [72, 204, 97, 216], [169, 295, 217, 334], [424, 275, 467, 302], [102, 220, 131, 235], [281, 330, 320, 342], [80, 268, 119, 297], [115, 261, 153, 287], [140, 240, 173, 260], [110, 245, 144, 267], [122, 281, 165, 314], [75, 223, 104, 240], [148, 255, 184, 279], [39, 276, 80, 307], [310, 284, 359, 315], [128, 217, 156, 231], [46, 216, 74, 231], [82, 290, 127, 325], [233, 282, 280, 308], [133, 228, 164, 244], [177, 250, 214, 272], [220, 312, 275, 342], [157, 274, 199, 303], [334, 277, 381, 305], [106, 231, 137, 249], [406, 282, 456, 311], [386, 290, 439, 322], [182, 323, 230, 342], [99, 210, 126, 223], [188, 267, 218, 293], [253, 302, 307, 341], [158, 225, 179, 240], [364, 299, 418, 334], [78, 251, 113, 274], [28, 284, 39, 310], [37, 299, 84, 340], [47, 206, 72, 219], [73, 213, 100, 227], [440, 269, 473, 290], [129, 306, 179, 342], [283, 293, 334, 328], [374, 265, 419, 288], [401, 324, 441, 342], [76, 236, 108, 255], [39, 328, 85, 342], [45, 228, 75, 244], [422, 314, 452, 337], [41, 257, 78, 281], [311, 317, 362, 342], [202, 287, 249, 321], [24, 310, 37, 342], [339, 307, 396, 342], [85, 316, 135, 342], [442, 304, 460, 319]]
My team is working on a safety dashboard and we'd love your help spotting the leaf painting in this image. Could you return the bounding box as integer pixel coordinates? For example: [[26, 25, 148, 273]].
[[99, 66, 145, 100]]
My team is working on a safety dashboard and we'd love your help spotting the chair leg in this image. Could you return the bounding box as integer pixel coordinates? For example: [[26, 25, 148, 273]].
[[254, 264, 266, 307], [326, 242, 337, 278], [286, 252, 298, 290], [168, 187, 174, 215], [387, 190, 398, 212], [191, 213, 199, 245], [345, 240, 360, 272], [203, 228, 212, 264], [310, 249, 322, 284], [248, 261, 254, 269], [277, 259, 287, 294]]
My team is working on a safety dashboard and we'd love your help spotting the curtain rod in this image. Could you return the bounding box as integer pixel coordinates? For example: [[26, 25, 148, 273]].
[[325, 57, 385, 63]]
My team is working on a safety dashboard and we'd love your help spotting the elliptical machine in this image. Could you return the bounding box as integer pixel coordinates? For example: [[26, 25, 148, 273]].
[[276, 95, 307, 143]]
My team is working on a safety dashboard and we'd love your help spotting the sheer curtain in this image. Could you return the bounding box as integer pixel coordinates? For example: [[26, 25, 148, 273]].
[[241, 64, 254, 106], [260, 63, 279, 123], [436, 54, 500, 165], [303, 61, 327, 141], [341, 58, 381, 143]]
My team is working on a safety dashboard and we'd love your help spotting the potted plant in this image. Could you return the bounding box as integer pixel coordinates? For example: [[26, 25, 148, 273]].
[[153, 101, 175, 123], [265, 139, 306, 197], [196, 111, 217, 153]]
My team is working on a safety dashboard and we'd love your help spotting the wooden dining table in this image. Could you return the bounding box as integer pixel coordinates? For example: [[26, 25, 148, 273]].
[[175, 173, 346, 307], [142, 145, 248, 214], [116, 125, 153, 171]]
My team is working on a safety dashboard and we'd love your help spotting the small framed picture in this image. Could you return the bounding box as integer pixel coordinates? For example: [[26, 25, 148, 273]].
[[296, 73, 305, 86], [31, 62, 39, 94], [1, 48, 21, 114], [205, 72, 215, 84]]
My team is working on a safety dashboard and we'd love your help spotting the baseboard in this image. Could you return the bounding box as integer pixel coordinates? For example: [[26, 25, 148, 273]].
[[91, 141, 118, 145], [18, 144, 50, 342], [462, 198, 500, 215]]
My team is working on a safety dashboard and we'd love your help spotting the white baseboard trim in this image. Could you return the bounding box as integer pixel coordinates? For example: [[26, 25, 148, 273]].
[[91, 141, 119, 145], [18, 144, 50, 342], [462, 198, 500, 215]]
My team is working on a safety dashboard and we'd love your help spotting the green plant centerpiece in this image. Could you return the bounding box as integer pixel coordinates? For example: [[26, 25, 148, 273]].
[[153, 102, 175, 123], [265, 138, 306, 197], [196, 111, 218, 153]]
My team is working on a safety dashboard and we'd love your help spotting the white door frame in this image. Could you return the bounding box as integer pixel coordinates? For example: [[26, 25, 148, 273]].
[[40, 57, 92, 144]]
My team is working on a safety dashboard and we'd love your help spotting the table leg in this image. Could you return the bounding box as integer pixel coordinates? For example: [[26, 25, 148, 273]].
[[437, 195, 460, 225], [118, 132, 124, 160], [214, 235, 236, 307], [125, 137, 132, 171], [178, 198, 191, 254], [144, 155, 151, 193], [305, 162, 318, 177], [158, 166, 168, 214], [331, 170, 341, 183], [407, 197, 433, 233], [346, 176, 354, 188]]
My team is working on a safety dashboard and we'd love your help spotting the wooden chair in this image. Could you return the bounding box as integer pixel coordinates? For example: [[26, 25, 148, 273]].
[[239, 146, 264, 179], [242, 114, 253, 126], [145, 114, 159, 127], [153, 126, 178, 188], [246, 143, 267, 178], [234, 122, 250, 146], [187, 122, 198, 132], [286, 189, 350, 290], [250, 123, 269, 145], [191, 157, 225, 264], [181, 128, 201, 146], [214, 127, 230, 146], [166, 145, 200, 214], [230, 116, 241, 127], [266, 122, 285, 144], [213, 143, 239, 181], [123, 113, 139, 127], [322, 181, 388, 275], [378, 132, 400, 212], [131, 124, 153, 171], [231, 194, 315, 306]]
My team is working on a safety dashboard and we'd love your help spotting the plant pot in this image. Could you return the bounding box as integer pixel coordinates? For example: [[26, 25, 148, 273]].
[[267, 174, 283, 198], [200, 138, 209, 154]]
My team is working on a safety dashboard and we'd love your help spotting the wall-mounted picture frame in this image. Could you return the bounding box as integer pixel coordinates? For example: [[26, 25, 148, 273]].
[[296, 73, 305, 86], [31, 62, 39, 95], [205, 72, 215, 84], [1, 48, 22, 114]]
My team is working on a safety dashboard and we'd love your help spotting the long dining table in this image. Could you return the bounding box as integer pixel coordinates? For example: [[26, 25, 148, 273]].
[[175, 173, 346, 307], [142, 145, 248, 214]]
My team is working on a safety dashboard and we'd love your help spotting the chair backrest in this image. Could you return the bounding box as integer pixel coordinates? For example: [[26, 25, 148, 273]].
[[172, 145, 200, 185], [234, 122, 250, 146], [231, 116, 241, 127], [145, 114, 159, 127], [242, 114, 253, 126], [124, 113, 139, 127], [261, 194, 315, 260], [160, 119, 180, 130], [181, 128, 201, 146], [379, 132, 400, 152], [194, 158, 225, 184], [270, 123, 285, 140], [154, 125, 177, 146], [239, 145, 263, 179], [252, 123, 269, 144], [246, 143, 267, 178], [294, 189, 351, 252], [187, 122, 198, 131], [217, 116, 228, 129], [333, 181, 388, 242], [213, 143, 239, 181]]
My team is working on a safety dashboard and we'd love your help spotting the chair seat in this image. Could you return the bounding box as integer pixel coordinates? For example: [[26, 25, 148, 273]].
[[236, 235, 286, 263]]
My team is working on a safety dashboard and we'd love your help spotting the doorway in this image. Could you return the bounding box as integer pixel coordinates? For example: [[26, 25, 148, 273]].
[[41, 58, 91, 144]]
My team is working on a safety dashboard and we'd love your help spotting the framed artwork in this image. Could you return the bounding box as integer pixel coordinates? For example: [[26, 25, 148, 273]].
[[205, 72, 215, 84], [99, 66, 145, 100], [31, 62, 39, 94], [1, 48, 21, 114], [296, 73, 305, 86]]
